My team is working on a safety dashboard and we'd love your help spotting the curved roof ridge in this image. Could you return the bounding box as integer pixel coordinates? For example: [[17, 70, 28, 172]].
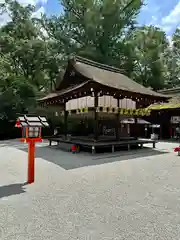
[[72, 59, 167, 98], [71, 55, 125, 74]]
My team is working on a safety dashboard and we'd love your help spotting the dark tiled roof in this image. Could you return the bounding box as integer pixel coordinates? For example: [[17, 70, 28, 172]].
[[40, 56, 168, 102], [71, 56, 167, 99], [39, 81, 91, 101]]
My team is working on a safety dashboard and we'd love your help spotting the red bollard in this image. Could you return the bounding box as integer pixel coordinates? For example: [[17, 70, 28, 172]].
[[28, 142, 35, 184]]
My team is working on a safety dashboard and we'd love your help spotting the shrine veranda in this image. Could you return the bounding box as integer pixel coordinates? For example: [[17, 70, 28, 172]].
[[39, 56, 168, 153]]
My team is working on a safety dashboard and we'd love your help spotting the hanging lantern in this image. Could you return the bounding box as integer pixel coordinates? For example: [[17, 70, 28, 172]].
[[124, 109, 130, 116], [81, 108, 88, 113], [120, 108, 124, 115], [129, 109, 134, 116], [139, 109, 142, 116], [138, 110, 142, 116], [124, 109, 127, 116], [136, 109, 140, 116], [141, 110, 145, 116], [144, 109, 148, 116]]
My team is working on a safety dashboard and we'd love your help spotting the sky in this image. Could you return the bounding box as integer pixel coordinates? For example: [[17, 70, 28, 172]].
[[0, 0, 180, 37]]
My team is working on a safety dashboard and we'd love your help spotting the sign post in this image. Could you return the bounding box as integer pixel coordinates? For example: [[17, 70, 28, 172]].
[[15, 115, 49, 184]]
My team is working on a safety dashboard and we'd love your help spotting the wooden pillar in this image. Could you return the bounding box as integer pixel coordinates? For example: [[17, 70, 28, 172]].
[[134, 117, 138, 139], [134, 100, 140, 140], [94, 93, 99, 141], [127, 124, 130, 136], [115, 98, 121, 141], [63, 103, 68, 138], [134, 101, 138, 140]]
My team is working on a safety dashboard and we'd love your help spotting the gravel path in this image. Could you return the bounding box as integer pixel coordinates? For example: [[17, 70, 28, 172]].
[[0, 140, 180, 239]]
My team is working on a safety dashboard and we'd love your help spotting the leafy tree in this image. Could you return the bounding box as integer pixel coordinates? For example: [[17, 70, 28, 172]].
[[44, 0, 143, 67], [163, 28, 180, 88], [0, 1, 47, 90], [0, 0, 60, 120], [43, 1, 170, 90], [130, 26, 168, 90], [173, 28, 180, 49], [1, 0, 180, 124]]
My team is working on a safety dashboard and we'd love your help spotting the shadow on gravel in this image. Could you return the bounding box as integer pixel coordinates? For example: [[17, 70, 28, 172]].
[[0, 140, 169, 170], [22, 145, 168, 170], [0, 182, 27, 199]]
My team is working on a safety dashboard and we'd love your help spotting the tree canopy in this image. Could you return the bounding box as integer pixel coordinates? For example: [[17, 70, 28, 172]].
[[0, 0, 180, 121]]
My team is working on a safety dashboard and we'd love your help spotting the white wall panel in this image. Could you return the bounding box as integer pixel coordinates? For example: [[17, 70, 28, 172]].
[[66, 96, 136, 110]]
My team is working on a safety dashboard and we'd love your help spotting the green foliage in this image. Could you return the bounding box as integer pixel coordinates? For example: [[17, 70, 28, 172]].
[[163, 29, 180, 88], [46, 0, 176, 90], [130, 26, 168, 90], [0, 0, 180, 124], [45, 0, 143, 66], [0, 0, 61, 120]]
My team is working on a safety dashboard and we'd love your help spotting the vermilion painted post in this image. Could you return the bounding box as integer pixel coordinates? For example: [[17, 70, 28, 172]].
[[28, 141, 35, 184]]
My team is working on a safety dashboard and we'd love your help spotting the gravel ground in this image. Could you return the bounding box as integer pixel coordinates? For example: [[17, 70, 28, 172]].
[[0, 140, 180, 239]]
